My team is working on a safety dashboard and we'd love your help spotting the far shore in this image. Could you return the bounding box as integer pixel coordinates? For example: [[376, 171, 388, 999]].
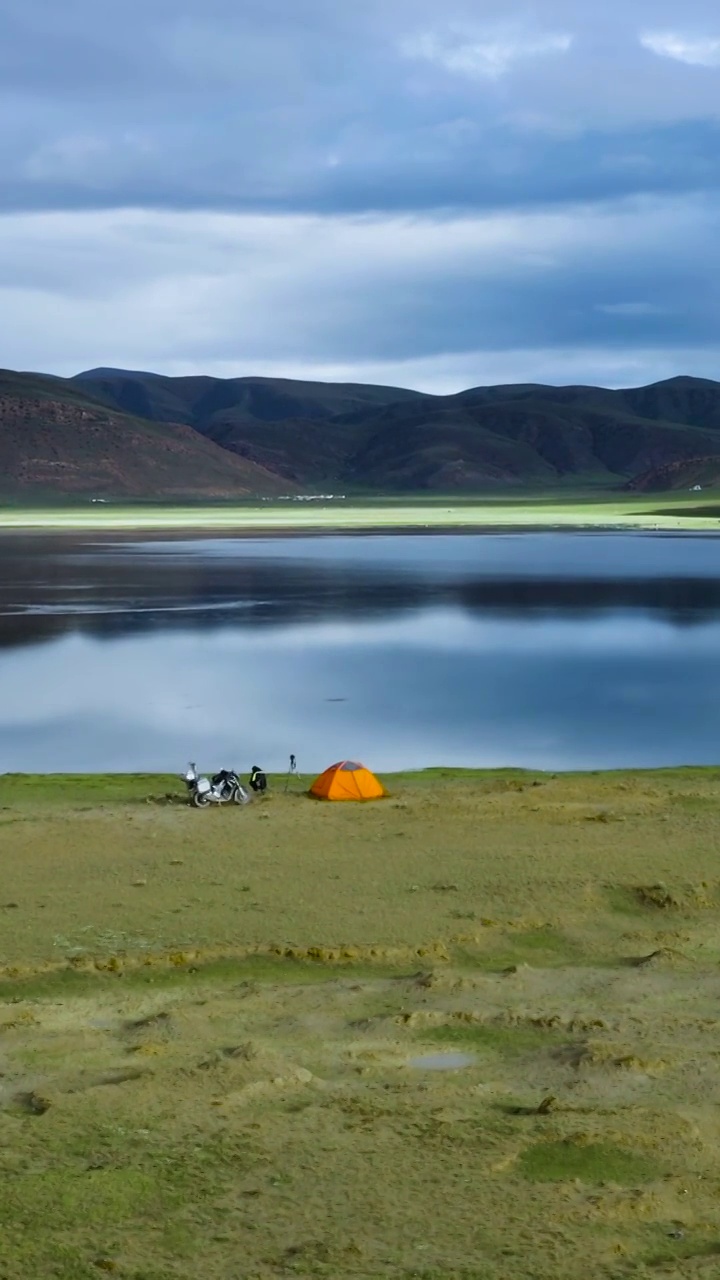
[[1, 491, 720, 533]]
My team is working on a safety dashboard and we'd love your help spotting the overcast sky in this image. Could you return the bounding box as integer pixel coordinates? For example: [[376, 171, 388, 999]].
[[1, 0, 719, 390]]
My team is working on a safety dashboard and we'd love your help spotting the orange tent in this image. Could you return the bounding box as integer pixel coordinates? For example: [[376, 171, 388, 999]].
[[309, 760, 387, 801]]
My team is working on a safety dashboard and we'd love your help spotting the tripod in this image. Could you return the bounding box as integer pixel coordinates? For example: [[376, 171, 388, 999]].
[[283, 753, 298, 793]]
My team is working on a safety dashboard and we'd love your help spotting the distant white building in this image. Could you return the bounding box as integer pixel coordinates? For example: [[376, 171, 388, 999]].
[[690, 485, 703, 492]]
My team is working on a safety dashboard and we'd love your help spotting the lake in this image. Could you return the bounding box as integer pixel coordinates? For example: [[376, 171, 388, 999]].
[[0, 530, 718, 774]]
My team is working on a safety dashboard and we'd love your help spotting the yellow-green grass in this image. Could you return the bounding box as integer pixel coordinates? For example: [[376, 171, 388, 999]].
[[3, 768, 720, 1277], [4, 765, 720, 971], [2, 489, 720, 532]]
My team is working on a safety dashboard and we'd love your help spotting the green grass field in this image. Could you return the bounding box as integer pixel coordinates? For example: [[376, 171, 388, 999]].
[[1, 489, 720, 532], [3, 768, 720, 1277]]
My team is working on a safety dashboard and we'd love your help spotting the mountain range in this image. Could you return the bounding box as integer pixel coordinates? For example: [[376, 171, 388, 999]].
[[2, 365, 720, 498]]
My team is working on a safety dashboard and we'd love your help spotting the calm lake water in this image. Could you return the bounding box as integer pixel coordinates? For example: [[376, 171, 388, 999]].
[[0, 530, 719, 773]]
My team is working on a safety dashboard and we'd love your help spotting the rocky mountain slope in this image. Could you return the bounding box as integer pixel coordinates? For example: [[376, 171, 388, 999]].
[[0, 371, 292, 498], [627, 455, 720, 492]]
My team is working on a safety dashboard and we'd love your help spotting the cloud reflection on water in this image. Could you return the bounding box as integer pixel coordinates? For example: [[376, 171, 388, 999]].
[[0, 597, 718, 773]]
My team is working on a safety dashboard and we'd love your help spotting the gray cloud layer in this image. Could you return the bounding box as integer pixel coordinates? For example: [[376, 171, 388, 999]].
[[1, 0, 719, 386]]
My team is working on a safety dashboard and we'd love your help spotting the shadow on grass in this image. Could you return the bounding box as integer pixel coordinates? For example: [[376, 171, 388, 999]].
[[645, 1241, 720, 1268], [518, 1139, 658, 1185]]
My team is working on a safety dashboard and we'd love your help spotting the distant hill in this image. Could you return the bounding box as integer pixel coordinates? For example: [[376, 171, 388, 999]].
[[71, 369, 720, 492], [72, 369, 427, 488], [0, 370, 292, 499], [2, 366, 720, 498]]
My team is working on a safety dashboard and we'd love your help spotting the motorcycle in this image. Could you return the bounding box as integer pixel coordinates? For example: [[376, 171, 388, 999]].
[[183, 762, 250, 809]]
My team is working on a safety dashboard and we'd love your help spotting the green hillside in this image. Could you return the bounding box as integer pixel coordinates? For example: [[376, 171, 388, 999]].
[[73, 369, 720, 492], [3, 366, 720, 497]]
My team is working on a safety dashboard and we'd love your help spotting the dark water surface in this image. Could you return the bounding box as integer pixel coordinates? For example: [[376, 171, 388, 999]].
[[0, 530, 719, 773]]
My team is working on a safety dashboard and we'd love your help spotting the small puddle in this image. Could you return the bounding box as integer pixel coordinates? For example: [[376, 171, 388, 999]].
[[408, 1052, 476, 1071]]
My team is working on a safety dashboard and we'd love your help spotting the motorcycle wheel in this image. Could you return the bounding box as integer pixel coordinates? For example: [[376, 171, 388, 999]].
[[192, 791, 210, 808], [233, 786, 250, 805]]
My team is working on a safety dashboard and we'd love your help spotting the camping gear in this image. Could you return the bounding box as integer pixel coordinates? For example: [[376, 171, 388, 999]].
[[309, 760, 387, 801], [284, 753, 298, 793], [182, 762, 250, 809], [249, 766, 267, 794]]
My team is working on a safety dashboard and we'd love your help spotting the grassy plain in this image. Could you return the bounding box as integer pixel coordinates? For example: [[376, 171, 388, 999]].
[[3, 768, 720, 1277], [1, 489, 720, 532]]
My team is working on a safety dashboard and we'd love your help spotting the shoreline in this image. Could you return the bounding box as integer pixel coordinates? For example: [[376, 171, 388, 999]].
[[1, 497, 720, 534]]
